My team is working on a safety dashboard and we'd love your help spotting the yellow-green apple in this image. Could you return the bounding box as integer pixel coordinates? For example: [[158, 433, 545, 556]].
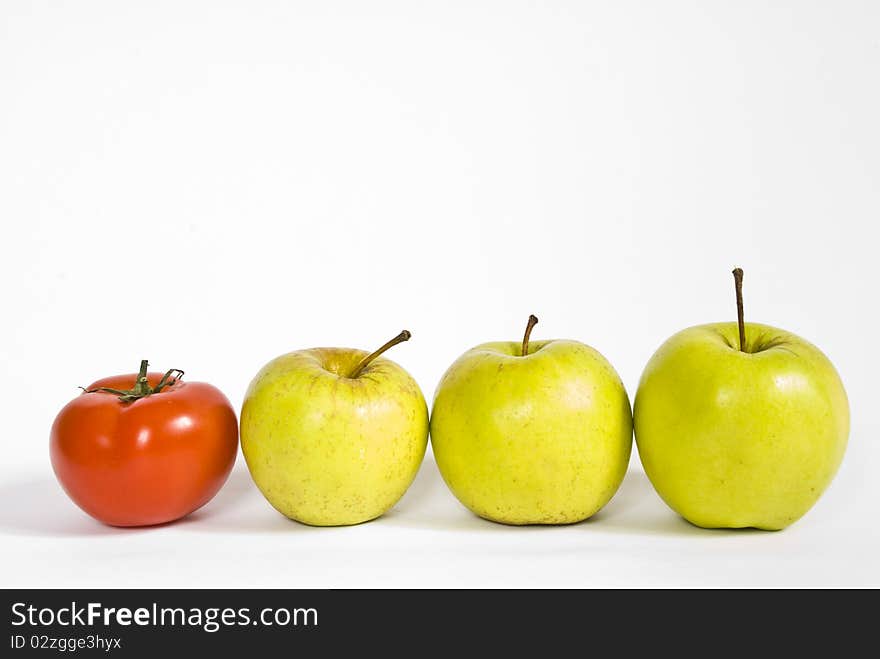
[[240, 331, 428, 526], [430, 315, 633, 525], [634, 268, 849, 530]]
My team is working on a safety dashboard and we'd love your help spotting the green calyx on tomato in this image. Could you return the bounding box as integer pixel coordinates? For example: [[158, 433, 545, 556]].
[[80, 359, 184, 403]]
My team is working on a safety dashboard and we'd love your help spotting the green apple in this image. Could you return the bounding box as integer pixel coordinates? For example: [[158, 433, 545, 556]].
[[430, 315, 633, 525], [634, 269, 849, 530], [240, 331, 428, 526]]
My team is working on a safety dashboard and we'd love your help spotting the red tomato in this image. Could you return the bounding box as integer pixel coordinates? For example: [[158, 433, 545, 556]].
[[50, 361, 238, 527]]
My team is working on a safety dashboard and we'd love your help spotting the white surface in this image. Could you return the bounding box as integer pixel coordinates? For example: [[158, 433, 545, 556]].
[[1, 1, 878, 588]]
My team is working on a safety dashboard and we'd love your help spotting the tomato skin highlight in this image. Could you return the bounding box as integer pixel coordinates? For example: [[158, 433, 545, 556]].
[[50, 371, 239, 527]]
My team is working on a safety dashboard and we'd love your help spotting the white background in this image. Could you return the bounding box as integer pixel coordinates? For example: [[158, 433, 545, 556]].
[[1, 1, 878, 587]]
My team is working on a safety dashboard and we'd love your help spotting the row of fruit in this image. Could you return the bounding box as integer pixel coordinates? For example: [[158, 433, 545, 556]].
[[49, 268, 849, 531]]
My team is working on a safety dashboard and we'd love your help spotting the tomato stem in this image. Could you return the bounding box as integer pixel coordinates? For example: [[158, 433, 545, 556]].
[[132, 359, 151, 397], [81, 360, 185, 403]]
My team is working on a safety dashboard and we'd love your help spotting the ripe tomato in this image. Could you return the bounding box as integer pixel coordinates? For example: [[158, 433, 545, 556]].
[[50, 361, 238, 527]]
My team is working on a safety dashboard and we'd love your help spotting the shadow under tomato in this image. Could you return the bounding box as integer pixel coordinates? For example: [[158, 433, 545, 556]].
[[0, 465, 264, 537], [0, 474, 124, 538]]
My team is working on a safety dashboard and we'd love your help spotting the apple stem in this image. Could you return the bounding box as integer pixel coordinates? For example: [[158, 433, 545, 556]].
[[732, 267, 746, 352], [349, 331, 412, 378], [521, 314, 539, 356], [79, 360, 185, 403]]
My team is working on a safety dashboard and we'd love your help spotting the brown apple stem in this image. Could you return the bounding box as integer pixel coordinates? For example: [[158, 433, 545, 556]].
[[349, 330, 412, 378], [521, 314, 539, 356], [732, 267, 746, 352]]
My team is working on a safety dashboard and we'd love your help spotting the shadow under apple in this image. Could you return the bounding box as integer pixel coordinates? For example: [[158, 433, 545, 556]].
[[177, 467, 373, 534], [384, 463, 766, 537], [0, 461, 769, 538]]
